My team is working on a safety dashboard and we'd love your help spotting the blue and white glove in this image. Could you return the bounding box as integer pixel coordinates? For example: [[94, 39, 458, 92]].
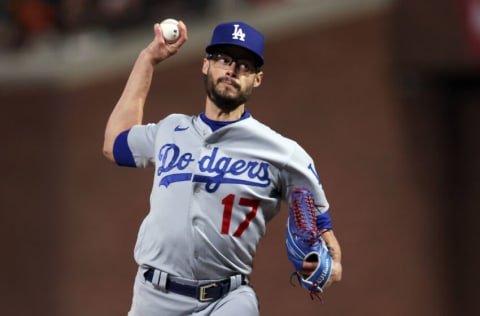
[[286, 187, 332, 298]]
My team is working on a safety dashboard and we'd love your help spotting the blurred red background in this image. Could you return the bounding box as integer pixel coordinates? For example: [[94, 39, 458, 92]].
[[1, 1, 479, 315]]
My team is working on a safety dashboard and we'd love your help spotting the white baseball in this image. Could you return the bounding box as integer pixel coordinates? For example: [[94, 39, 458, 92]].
[[160, 18, 180, 43]]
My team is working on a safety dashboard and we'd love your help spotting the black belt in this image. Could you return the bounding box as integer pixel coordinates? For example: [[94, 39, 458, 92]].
[[144, 269, 246, 302]]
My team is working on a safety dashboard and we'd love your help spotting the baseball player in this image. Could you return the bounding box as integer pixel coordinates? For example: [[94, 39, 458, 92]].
[[103, 20, 342, 316]]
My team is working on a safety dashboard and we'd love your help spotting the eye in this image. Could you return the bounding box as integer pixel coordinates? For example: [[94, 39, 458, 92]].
[[238, 63, 248, 72], [237, 61, 254, 73], [216, 54, 232, 65]]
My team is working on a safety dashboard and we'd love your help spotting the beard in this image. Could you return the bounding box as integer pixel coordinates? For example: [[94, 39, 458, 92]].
[[204, 74, 253, 112]]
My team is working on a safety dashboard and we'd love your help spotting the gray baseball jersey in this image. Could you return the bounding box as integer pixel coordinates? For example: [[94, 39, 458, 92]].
[[118, 111, 329, 280]]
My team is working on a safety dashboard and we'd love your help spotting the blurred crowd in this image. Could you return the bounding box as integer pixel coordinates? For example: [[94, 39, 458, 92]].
[[0, 0, 281, 51], [0, 0, 215, 50]]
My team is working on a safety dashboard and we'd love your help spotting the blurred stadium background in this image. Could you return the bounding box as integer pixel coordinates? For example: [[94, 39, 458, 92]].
[[1, 0, 479, 315]]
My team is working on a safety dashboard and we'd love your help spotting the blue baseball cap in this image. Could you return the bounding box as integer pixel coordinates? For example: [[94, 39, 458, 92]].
[[206, 21, 265, 66]]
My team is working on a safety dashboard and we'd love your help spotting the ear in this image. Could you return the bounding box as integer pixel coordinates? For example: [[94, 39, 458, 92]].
[[253, 71, 263, 88], [202, 58, 209, 75]]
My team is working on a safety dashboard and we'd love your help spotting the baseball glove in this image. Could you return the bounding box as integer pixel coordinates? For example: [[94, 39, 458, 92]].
[[286, 187, 332, 299]]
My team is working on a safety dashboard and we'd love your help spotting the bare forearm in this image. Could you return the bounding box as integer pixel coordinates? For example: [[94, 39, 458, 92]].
[[103, 50, 156, 161], [322, 230, 341, 261], [114, 49, 156, 125], [102, 22, 188, 162], [322, 230, 343, 283]]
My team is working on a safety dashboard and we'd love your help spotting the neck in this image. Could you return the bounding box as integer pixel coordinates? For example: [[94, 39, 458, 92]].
[[204, 98, 245, 121]]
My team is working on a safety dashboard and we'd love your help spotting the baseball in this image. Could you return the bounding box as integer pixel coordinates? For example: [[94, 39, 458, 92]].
[[160, 18, 180, 43]]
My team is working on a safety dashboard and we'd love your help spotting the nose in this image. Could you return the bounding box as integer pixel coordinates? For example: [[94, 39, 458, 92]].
[[229, 59, 245, 76], [225, 62, 238, 76]]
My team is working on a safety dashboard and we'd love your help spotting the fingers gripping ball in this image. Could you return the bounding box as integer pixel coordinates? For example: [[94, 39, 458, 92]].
[[160, 18, 180, 43], [286, 187, 332, 299]]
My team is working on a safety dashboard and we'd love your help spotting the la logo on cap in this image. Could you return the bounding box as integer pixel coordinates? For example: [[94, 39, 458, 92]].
[[232, 24, 246, 42], [206, 21, 265, 66]]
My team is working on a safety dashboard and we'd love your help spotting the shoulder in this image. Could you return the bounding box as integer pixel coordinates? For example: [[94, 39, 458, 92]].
[[244, 116, 298, 147], [143, 113, 194, 131], [232, 116, 308, 165], [160, 113, 193, 124], [129, 113, 194, 139]]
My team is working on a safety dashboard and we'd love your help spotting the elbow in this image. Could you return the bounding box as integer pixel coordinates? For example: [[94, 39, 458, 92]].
[[331, 261, 343, 284], [334, 268, 343, 283], [103, 148, 115, 163], [102, 139, 116, 163], [103, 127, 122, 163], [103, 129, 133, 165]]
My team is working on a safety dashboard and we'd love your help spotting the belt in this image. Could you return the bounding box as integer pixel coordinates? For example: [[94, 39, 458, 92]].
[[144, 269, 246, 302]]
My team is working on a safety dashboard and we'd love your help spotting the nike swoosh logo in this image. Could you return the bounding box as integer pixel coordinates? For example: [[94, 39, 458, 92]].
[[174, 125, 189, 132]]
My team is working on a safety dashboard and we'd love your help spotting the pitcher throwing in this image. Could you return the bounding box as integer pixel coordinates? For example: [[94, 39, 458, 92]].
[[103, 20, 342, 316]]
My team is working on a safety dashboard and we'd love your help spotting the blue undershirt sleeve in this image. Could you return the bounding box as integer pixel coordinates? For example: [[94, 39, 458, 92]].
[[316, 211, 333, 231], [113, 129, 136, 167]]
